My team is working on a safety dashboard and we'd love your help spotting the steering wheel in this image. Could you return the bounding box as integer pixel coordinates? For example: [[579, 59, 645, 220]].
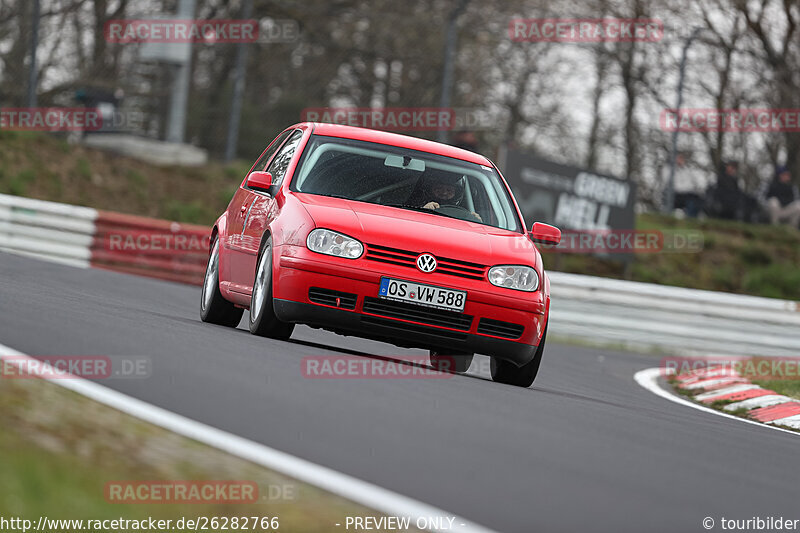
[[436, 204, 482, 222]]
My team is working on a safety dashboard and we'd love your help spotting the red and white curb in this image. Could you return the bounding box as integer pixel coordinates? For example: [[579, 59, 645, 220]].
[[635, 366, 800, 435]]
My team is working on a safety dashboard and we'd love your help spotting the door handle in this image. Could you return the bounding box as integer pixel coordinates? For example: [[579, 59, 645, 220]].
[[240, 204, 249, 215]]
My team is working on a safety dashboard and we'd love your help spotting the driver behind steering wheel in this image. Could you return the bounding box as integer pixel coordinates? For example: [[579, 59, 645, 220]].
[[420, 172, 481, 221], [422, 172, 464, 211], [422, 172, 464, 209]]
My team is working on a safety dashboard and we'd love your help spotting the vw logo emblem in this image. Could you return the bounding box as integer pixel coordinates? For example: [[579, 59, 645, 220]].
[[416, 253, 437, 273]]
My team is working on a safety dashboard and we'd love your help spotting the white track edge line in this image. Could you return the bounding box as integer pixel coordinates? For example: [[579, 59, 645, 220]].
[[0, 344, 495, 533], [634, 367, 799, 438]]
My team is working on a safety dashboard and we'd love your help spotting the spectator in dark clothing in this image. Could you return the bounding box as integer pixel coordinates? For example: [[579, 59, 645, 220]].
[[708, 161, 746, 220], [765, 166, 800, 227]]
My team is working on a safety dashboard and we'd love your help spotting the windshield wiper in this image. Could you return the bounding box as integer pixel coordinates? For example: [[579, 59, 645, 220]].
[[383, 203, 462, 221], [383, 203, 428, 212], [313, 193, 353, 200]]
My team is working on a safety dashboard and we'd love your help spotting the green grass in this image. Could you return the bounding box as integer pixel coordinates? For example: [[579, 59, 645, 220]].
[[552, 213, 800, 299], [751, 380, 800, 401], [743, 265, 800, 299], [163, 200, 217, 225], [0, 375, 413, 531], [0, 169, 37, 196], [0, 429, 160, 520], [710, 399, 734, 409], [0, 132, 247, 226], [224, 162, 252, 180], [126, 170, 148, 202], [725, 407, 752, 418], [126, 169, 146, 188], [674, 385, 696, 397], [75, 157, 92, 181]]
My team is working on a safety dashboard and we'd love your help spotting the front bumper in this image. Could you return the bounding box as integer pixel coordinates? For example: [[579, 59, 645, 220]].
[[273, 245, 546, 366]]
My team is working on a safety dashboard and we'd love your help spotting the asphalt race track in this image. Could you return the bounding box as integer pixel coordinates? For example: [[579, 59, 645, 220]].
[[1, 251, 798, 533]]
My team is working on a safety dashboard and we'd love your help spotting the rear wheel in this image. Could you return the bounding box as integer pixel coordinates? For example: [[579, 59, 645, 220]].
[[490, 324, 547, 387], [200, 237, 244, 327], [429, 351, 473, 374], [249, 237, 295, 340]]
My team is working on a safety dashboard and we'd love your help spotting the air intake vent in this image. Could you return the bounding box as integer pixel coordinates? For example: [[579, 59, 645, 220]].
[[477, 318, 525, 339], [363, 297, 473, 331], [308, 287, 357, 310], [360, 316, 469, 341]]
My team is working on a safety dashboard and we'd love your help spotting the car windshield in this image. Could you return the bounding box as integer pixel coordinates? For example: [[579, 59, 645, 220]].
[[290, 135, 523, 232]]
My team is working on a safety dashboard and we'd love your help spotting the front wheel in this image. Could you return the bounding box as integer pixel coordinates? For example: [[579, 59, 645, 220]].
[[201, 237, 244, 327], [249, 237, 295, 340], [490, 324, 547, 387]]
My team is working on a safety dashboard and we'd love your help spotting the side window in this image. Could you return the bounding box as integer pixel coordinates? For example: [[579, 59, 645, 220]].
[[266, 130, 304, 191], [250, 130, 292, 176]]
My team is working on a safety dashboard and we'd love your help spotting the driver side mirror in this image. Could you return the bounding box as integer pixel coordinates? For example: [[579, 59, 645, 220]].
[[246, 171, 273, 192], [529, 222, 561, 245]]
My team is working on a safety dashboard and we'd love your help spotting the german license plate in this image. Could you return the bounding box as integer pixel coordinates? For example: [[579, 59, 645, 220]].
[[378, 277, 466, 312]]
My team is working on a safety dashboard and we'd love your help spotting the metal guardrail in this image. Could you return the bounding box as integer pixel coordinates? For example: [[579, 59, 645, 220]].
[[0, 193, 209, 284], [547, 272, 800, 358], [1, 193, 797, 358], [0, 194, 97, 268]]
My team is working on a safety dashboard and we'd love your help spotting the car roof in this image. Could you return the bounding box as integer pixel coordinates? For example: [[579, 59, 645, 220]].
[[291, 122, 493, 167]]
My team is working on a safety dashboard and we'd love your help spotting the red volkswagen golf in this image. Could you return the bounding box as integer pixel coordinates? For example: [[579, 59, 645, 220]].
[[201, 123, 561, 387]]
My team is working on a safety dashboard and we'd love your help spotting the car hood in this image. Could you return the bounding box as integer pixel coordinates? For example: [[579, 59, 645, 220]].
[[295, 193, 540, 268]]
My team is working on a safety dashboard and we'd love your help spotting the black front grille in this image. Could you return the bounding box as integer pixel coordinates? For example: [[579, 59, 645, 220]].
[[308, 287, 357, 310], [477, 318, 525, 339], [362, 297, 473, 331], [361, 316, 469, 341], [365, 244, 487, 280]]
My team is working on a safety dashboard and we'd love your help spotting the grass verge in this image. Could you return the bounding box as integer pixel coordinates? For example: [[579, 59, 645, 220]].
[[550, 214, 800, 299], [0, 373, 422, 531], [751, 380, 800, 401]]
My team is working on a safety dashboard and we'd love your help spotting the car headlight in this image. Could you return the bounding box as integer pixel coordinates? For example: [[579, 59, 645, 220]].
[[306, 229, 363, 259], [488, 265, 539, 292]]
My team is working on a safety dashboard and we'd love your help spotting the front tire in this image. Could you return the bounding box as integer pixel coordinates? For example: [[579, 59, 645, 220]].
[[249, 237, 295, 340], [201, 237, 244, 327], [490, 323, 547, 387]]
